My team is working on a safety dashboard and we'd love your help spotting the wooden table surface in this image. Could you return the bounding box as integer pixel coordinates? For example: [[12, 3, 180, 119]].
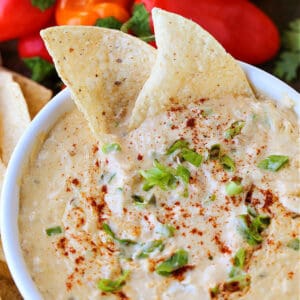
[[0, 0, 299, 92]]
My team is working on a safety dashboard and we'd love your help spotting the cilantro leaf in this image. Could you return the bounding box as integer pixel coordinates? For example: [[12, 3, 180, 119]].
[[274, 18, 300, 82], [23, 57, 55, 82], [121, 3, 155, 42], [95, 17, 122, 30], [31, 0, 56, 11]]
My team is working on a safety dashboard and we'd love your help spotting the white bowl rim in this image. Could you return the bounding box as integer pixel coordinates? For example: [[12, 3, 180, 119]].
[[1, 62, 299, 300]]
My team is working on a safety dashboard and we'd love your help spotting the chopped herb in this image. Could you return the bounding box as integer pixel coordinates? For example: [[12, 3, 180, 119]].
[[156, 224, 176, 238], [233, 248, 246, 268], [137, 240, 164, 259], [225, 120, 245, 139], [155, 249, 188, 276], [247, 206, 258, 218], [23, 57, 55, 82], [108, 173, 116, 183], [166, 139, 189, 155], [120, 3, 155, 42], [95, 16, 122, 30], [225, 180, 243, 196], [287, 238, 300, 251], [225, 273, 251, 291], [209, 144, 221, 160], [97, 270, 130, 292], [132, 194, 156, 207], [140, 159, 176, 191], [220, 154, 236, 172], [181, 148, 203, 167], [210, 285, 220, 297], [237, 212, 271, 246], [102, 143, 121, 154], [31, 0, 55, 11], [176, 165, 190, 184], [46, 226, 62, 236], [102, 223, 136, 245], [203, 194, 217, 205], [258, 155, 289, 172]]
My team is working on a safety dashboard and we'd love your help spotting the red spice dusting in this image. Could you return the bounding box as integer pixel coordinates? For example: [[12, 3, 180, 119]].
[[213, 234, 232, 254], [137, 154, 143, 161], [95, 160, 100, 167], [172, 265, 195, 281], [186, 118, 196, 128], [75, 256, 85, 265], [66, 187, 71, 192], [262, 189, 275, 214], [117, 291, 129, 300], [71, 178, 80, 186], [92, 145, 99, 154], [171, 125, 178, 130], [101, 185, 108, 194], [287, 271, 294, 279]]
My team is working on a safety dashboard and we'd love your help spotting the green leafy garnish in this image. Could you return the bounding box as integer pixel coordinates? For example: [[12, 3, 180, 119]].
[[181, 148, 203, 167], [31, 0, 55, 11], [237, 212, 271, 246], [155, 249, 188, 276], [95, 16, 122, 30], [132, 194, 156, 207], [23, 57, 55, 82], [156, 224, 176, 238], [210, 285, 220, 297], [209, 144, 221, 160], [224, 120, 245, 139], [225, 273, 251, 291], [258, 155, 289, 172], [97, 270, 130, 292], [121, 4, 155, 42], [225, 180, 243, 196], [233, 248, 246, 268], [166, 139, 189, 155], [46, 226, 62, 236], [102, 223, 136, 245], [220, 154, 236, 172], [274, 18, 300, 82], [137, 240, 164, 259], [176, 165, 190, 184], [140, 159, 176, 191], [287, 238, 300, 251], [102, 143, 121, 154]]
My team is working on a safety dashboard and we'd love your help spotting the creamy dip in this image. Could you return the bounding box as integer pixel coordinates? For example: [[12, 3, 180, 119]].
[[19, 95, 300, 300]]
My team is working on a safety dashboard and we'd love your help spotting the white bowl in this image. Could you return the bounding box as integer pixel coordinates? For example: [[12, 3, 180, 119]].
[[1, 62, 300, 299]]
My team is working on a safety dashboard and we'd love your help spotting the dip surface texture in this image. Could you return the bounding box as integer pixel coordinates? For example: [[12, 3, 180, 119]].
[[19, 95, 300, 300]]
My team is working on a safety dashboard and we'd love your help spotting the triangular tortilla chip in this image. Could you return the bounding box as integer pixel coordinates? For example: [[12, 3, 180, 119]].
[[0, 72, 31, 165], [130, 8, 254, 129], [41, 26, 156, 140]]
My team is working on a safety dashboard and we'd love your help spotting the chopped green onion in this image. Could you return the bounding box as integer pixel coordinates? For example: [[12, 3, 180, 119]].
[[46, 226, 62, 236], [156, 224, 176, 238], [97, 270, 130, 292], [137, 240, 164, 259], [233, 248, 246, 268], [155, 249, 188, 276], [102, 143, 121, 154], [108, 173, 116, 183], [132, 194, 156, 207], [166, 139, 189, 155], [209, 144, 221, 160], [247, 206, 257, 218], [181, 148, 203, 167], [287, 238, 299, 251], [225, 180, 243, 196], [220, 154, 235, 172], [209, 285, 220, 297], [140, 159, 176, 191], [224, 120, 245, 139], [102, 223, 136, 245], [176, 165, 190, 184], [225, 273, 251, 291], [258, 155, 289, 172]]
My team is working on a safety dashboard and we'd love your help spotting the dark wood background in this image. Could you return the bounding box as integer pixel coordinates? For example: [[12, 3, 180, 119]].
[[0, 0, 299, 92]]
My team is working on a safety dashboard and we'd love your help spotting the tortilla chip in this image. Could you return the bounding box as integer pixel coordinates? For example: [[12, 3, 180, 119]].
[[10, 71, 52, 118], [0, 72, 31, 165], [129, 8, 254, 129], [41, 26, 156, 140]]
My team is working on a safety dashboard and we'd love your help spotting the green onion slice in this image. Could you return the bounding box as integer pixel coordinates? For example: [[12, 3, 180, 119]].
[[220, 154, 235, 172], [225, 180, 243, 196], [258, 155, 289, 172], [176, 165, 190, 184], [287, 238, 299, 251], [156, 224, 176, 238], [137, 240, 164, 259], [224, 120, 245, 139], [102, 223, 136, 245], [155, 249, 188, 276], [46, 226, 62, 236], [166, 139, 189, 155], [233, 248, 246, 268], [102, 143, 121, 154], [97, 270, 130, 292], [209, 144, 221, 160], [181, 148, 203, 167]]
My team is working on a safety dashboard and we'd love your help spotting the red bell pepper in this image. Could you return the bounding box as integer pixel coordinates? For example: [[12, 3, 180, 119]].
[[134, 0, 280, 64], [0, 0, 55, 42]]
